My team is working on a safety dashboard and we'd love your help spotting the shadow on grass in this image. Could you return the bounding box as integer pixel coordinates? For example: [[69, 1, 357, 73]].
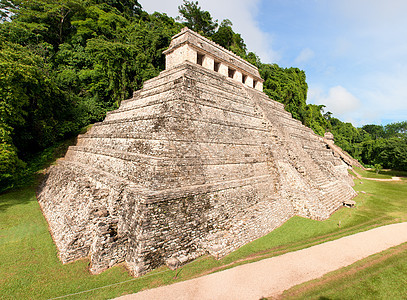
[[0, 133, 79, 205], [379, 169, 407, 177], [0, 186, 35, 212], [360, 168, 407, 179]]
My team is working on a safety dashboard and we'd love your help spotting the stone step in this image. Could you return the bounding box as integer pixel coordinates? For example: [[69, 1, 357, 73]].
[[51, 160, 276, 205], [77, 133, 263, 147], [144, 174, 275, 203], [320, 182, 355, 208], [289, 128, 322, 141], [138, 76, 255, 112], [142, 64, 192, 90], [88, 114, 274, 144], [247, 90, 323, 141], [77, 135, 267, 160], [140, 61, 240, 91], [256, 100, 292, 119], [55, 160, 146, 194], [105, 98, 265, 128], [184, 62, 252, 95], [138, 80, 180, 100], [109, 73, 262, 125], [118, 88, 174, 111], [244, 87, 285, 110], [142, 63, 253, 106], [192, 77, 254, 106], [64, 146, 272, 190], [258, 111, 309, 135], [116, 87, 258, 122], [115, 88, 257, 123], [67, 145, 271, 168]]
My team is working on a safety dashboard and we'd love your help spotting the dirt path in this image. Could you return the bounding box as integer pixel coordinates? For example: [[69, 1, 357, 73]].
[[363, 177, 401, 181], [117, 222, 407, 300]]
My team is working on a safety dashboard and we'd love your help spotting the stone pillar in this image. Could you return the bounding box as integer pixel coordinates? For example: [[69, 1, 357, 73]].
[[165, 53, 174, 70], [234, 70, 243, 83], [184, 44, 197, 64], [245, 76, 253, 88], [203, 55, 214, 71], [218, 62, 228, 77], [255, 81, 263, 91]]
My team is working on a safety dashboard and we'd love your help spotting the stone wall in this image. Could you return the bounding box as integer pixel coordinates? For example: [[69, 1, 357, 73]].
[[37, 60, 357, 277]]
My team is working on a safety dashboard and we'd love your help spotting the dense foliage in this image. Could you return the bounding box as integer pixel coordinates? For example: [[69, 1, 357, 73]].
[[260, 64, 329, 135], [327, 119, 407, 170], [0, 0, 405, 192], [0, 0, 183, 190]]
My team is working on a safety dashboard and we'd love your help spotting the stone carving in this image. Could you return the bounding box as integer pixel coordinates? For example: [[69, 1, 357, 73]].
[[37, 28, 357, 277]]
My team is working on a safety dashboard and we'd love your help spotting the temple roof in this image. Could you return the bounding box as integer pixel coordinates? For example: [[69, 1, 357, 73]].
[[163, 27, 263, 82]]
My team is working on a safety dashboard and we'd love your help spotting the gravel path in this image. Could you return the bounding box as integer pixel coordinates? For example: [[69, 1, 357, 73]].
[[117, 222, 407, 300], [363, 176, 402, 181]]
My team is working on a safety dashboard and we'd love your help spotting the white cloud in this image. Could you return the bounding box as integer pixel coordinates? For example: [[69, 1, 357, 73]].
[[335, 0, 407, 25], [333, 0, 407, 48], [309, 86, 361, 116], [305, 1, 407, 125], [309, 73, 407, 126], [140, 0, 179, 17], [139, 0, 278, 63], [358, 69, 407, 124], [294, 48, 314, 64]]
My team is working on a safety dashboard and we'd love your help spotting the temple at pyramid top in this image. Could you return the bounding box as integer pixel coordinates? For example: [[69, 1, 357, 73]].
[[163, 27, 264, 91]]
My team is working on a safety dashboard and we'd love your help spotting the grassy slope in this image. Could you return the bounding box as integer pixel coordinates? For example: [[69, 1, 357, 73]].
[[0, 169, 406, 299], [281, 242, 407, 299], [278, 169, 407, 299]]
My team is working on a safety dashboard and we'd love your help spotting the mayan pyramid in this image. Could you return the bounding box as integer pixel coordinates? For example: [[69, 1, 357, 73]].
[[37, 28, 357, 277]]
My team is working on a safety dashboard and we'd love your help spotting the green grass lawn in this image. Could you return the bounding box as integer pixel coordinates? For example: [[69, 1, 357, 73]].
[[1, 168, 406, 299], [281, 242, 407, 299]]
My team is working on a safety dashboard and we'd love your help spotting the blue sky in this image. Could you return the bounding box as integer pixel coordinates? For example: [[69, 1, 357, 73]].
[[140, 0, 407, 126]]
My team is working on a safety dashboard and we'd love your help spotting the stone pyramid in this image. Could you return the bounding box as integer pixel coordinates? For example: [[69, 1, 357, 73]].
[[37, 28, 357, 277]]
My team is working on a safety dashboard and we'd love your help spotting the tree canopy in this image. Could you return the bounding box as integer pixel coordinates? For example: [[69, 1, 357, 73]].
[[0, 0, 405, 192], [177, 0, 218, 36], [0, 0, 182, 190]]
